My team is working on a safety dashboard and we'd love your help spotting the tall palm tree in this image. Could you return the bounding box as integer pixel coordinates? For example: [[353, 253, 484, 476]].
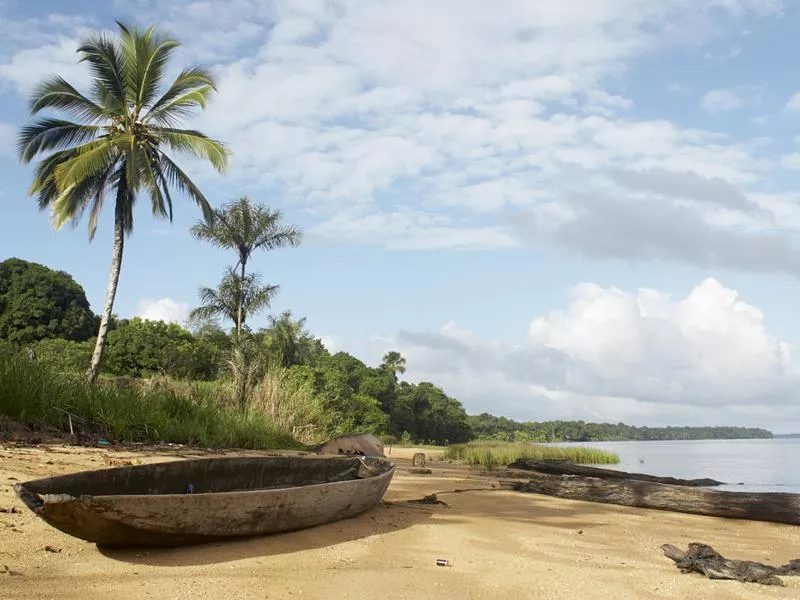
[[17, 21, 230, 383], [190, 197, 302, 334], [190, 267, 278, 328]]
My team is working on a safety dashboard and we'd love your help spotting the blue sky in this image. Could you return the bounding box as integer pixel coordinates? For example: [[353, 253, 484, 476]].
[[3, 0, 800, 431]]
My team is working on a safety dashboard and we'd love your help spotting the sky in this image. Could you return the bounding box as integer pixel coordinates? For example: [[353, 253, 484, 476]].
[[2, 1, 800, 432]]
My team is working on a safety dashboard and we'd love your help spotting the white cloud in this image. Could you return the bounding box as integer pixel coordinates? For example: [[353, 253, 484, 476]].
[[136, 298, 190, 324], [2, 0, 792, 261], [784, 92, 800, 111], [779, 153, 800, 170], [309, 209, 520, 251], [700, 89, 743, 113], [357, 278, 800, 429], [0, 38, 88, 92]]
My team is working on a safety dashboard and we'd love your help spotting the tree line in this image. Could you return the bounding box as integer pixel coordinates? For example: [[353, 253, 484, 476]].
[[469, 413, 773, 442]]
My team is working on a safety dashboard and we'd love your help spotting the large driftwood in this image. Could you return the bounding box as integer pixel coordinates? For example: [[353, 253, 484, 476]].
[[662, 543, 800, 586], [508, 459, 724, 487], [513, 473, 800, 525]]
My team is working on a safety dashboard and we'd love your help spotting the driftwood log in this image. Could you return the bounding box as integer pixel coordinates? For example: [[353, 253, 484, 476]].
[[662, 543, 800, 586], [507, 460, 724, 487], [513, 473, 800, 525]]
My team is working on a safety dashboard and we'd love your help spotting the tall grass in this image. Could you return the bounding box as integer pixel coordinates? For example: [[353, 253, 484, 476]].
[[445, 441, 619, 468], [0, 349, 298, 450], [249, 368, 332, 445]]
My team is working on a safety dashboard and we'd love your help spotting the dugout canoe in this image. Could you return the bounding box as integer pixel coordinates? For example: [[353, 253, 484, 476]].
[[14, 455, 395, 547]]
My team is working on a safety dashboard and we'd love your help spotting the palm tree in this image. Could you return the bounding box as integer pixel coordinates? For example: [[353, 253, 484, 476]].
[[190, 267, 278, 328], [381, 351, 407, 378], [263, 310, 319, 368], [190, 197, 302, 334], [191, 267, 277, 408], [17, 21, 230, 383]]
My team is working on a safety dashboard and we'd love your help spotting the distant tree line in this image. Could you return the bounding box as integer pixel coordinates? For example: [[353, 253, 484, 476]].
[[468, 413, 773, 442]]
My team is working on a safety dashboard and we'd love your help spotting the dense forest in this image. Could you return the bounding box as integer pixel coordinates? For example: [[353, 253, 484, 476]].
[[0, 257, 774, 445], [468, 413, 773, 442]]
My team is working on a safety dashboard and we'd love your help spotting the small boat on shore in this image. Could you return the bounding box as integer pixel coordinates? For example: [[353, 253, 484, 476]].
[[14, 455, 395, 547]]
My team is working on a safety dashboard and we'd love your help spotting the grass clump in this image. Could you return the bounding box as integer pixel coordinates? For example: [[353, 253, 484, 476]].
[[0, 348, 298, 450], [249, 367, 332, 445], [445, 441, 619, 467]]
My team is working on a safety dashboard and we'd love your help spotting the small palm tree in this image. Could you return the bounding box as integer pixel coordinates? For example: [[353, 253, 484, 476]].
[[381, 351, 407, 378], [190, 197, 302, 334], [190, 267, 277, 409], [17, 21, 230, 383], [190, 267, 278, 328], [263, 310, 318, 368]]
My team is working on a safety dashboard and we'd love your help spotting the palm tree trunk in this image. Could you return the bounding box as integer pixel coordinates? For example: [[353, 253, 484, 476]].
[[86, 206, 125, 383], [237, 259, 246, 335]]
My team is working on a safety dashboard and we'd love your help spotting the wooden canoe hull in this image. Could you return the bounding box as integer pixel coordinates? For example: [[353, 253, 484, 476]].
[[14, 455, 395, 547]]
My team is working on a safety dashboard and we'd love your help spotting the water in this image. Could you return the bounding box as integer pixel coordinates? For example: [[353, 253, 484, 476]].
[[553, 438, 800, 493]]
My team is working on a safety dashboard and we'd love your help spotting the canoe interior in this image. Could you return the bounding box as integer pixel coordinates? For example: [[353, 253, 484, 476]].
[[18, 455, 392, 498]]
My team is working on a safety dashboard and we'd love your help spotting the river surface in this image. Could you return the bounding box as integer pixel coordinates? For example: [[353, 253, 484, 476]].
[[552, 438, 800, 493]]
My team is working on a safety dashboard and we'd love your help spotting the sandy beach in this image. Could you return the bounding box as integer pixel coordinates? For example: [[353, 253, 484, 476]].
[[1, 444, 798, 600]]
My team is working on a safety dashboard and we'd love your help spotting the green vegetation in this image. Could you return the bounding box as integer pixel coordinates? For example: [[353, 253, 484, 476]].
[[445, 441, 620, 468], [0, 258, 96, 344], [190, 196, 302, 407], [468, 414, 773, 442], [18, 21, 230, 383], [0, 347, 296, 449], [0, 267, 475, 445]]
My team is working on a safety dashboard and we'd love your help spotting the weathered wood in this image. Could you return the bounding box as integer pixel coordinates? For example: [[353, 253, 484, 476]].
[[661, 542, 800, 586], [513, 473, 800, 525], [508, 459, 724, 487], [15, 455, 395, 547]]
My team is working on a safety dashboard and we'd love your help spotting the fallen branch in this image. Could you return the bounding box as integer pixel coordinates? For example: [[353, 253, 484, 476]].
[[507, 459, 724, 487], [661, 543, 800, 586], [513, 473, 800, 525]]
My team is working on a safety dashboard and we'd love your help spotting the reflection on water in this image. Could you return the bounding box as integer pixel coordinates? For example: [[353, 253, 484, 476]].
[[553, 438, 800, 493]]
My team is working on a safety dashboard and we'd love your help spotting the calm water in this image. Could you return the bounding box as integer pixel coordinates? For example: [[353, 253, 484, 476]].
[[553, 438, 800, 493]]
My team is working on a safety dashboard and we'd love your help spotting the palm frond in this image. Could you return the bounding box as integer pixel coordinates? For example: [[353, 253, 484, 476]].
[[149, 150, 174, 221], [53, 137, 124, 192], [49, 163, 114, 231], [117, 21, 180, 113], [189, 214, 234, 248], [137, 147, 169, 220], [143, 66, 216, 124], [54, 162, 117, 238], [77, 30, 129, 118], [28, 149, 79, 209], [28, 76, 107, 123], [153, 127, 229, 172], [245, 282, 279, 316], [253, 221, 303, 252], [157, 151, 214, 222], [18, 119, 101, 163], [86, 164, 119, 240]]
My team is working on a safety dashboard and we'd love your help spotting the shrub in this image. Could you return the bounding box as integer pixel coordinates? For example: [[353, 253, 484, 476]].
[[444, 441, 619, 466]]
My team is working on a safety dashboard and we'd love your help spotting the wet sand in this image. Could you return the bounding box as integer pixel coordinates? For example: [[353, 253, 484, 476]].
[[1, 444, 798, 599]]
